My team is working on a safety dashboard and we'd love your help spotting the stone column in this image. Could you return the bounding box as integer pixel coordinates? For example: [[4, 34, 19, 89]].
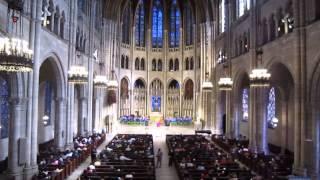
[[249, 87, 257, 152], [24, 0, 39, 177], [30, 0, 43, 174], [66, 0, 78, 149], [249, 87, 269, 154], [54, 98, 66, 149], [79, 96, 88, 136], [94, 96, 100, 131], [226, 91, 232, 138], [7, 98, 27, 180]]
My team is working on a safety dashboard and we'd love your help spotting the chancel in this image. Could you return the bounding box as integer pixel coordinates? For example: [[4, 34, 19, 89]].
[[0, 0, 319, 179]]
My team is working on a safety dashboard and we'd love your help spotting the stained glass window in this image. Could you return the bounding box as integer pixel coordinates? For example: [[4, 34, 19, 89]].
[[219, 0, 226, 33], [184, 3, 193, 46], [135, 2, 145, 47], [169, 0, 180, 47], [242, 88, 249, 121], [238, 0, 250, 18], [122, 5, 131, 44], [152, 0, 163, 48], [0, 77, 9, 139], [267, 87, 278, 128], [44, 81, 53, 125]]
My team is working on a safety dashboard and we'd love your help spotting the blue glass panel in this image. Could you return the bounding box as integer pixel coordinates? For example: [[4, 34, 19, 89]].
[[152, 0, 163, 48], [242, 88, 249, 121], [0, 78, 9, 138], [152, 96, 161, 112], [169, 0, 180, 47], [267, 87, 276, 123], [135, 3, 145, 46]]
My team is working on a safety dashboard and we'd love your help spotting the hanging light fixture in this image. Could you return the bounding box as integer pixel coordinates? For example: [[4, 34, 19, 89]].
[[218, 77, 233, 91], [0, 37, 33, 72], [94, 75, 108, 88], [202, 72, 213, 92], [249, 48, 271, 87], [107, 70, 118, 91], [249, 69, 271, 87], [0, 1, 34, 72], [68, 65, 88, 84]]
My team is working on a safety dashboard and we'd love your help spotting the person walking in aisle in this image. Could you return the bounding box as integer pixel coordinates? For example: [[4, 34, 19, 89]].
[[156, 148, 163, 168], [168, 150, 173, 167]]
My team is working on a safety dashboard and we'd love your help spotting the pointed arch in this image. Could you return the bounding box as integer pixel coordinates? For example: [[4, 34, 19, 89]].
[[140, 58, 145, 71], [152, 59, 157, 71], [135, 58, 140, 70], [158, 59, 162, 71]]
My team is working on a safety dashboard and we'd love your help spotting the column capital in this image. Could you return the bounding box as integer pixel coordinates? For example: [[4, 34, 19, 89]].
[[9, 97, 28, 105], [55, 97, 67, 104], [80, 97, 88, 101]]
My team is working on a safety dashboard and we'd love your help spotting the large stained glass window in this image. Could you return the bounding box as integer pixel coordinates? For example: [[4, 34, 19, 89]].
[[242, 88, 249, 121], [122, 4, 131, 44], [238, 0, 250, 18], [267, 87, 278, 128], [169, 0, 180, 47], [219, 0, 226, 33], [135, 2, 145, 47], [152, 0, 163, 48], [184, 2, 193, 46], [0, 77, 9, 138], [44, 81, 53, 125]]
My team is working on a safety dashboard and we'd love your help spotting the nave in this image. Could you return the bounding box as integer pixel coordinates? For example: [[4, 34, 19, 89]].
[[23, 124, 302, 180]]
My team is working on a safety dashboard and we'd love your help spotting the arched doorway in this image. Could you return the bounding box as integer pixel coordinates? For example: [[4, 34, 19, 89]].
[[120, 78, 130, 116], [233, 72, 250, 138], [167, 79, 180, 117], [38, 57, 66, 148], [182, 79, 194, 117], [150, 79, 163, 114], [133, 79, 146, 116], [267, 63, 294, 154]]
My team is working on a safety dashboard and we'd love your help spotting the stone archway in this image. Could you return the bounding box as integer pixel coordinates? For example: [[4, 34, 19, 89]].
[[133, 78, 147, 116], [120, 77, 130, 116], [38, 56, 66, 149], [167, 79, 180, 117], [232, 71, 250, 139], [267, 62, 294, 154]]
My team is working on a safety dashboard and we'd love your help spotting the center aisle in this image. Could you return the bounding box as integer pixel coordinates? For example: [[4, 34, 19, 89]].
[[116, 124, 195, 180], [153, 128, 179, 180]]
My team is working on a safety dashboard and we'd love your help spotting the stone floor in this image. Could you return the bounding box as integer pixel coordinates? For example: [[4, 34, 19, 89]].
[[68, 124, 196, 180]]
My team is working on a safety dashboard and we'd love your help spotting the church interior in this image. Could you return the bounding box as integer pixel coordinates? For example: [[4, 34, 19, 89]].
[[0, 0, 319, 179]]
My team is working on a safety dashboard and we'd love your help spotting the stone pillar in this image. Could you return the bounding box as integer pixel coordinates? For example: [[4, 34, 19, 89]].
[[79, 97, 88, 136], [24, 0, 39, 176], [30, 0, 43, 175], [7, 98, 27, 180], [66, 0, 78, 149], [249, 87, 257, 152], [226, 91, 232, 138], [54, 98, 66, 149], [94, 96, 100, 131], [249, 87, 269, 154]]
